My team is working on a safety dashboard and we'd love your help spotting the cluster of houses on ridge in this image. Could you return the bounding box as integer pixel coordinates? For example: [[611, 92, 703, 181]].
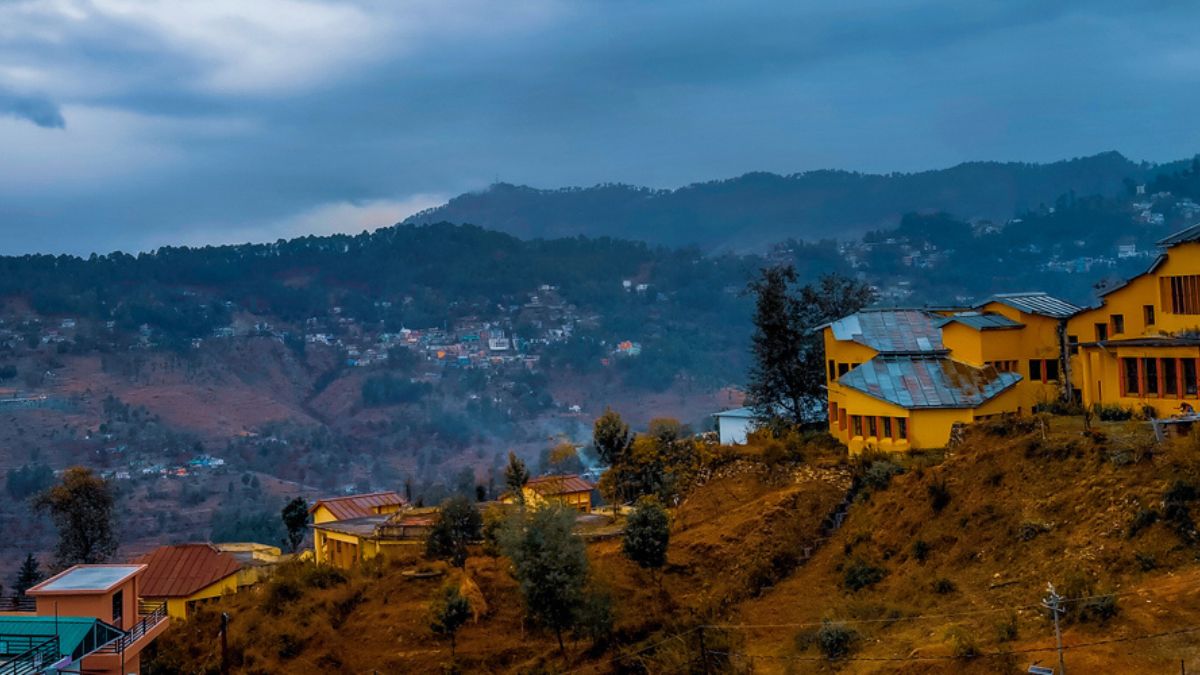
[[0, 472, 598, 673], [718, 223, 1200, 453]]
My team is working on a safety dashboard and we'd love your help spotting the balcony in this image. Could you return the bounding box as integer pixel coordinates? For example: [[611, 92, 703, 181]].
[[94, 601, 168, 655], [0, 634, 60, 675], [0, 597, 36, 613]]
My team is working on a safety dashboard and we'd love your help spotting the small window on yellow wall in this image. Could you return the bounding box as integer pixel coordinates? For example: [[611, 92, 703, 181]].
[[851, 415, 862, 436], [882, 417, 892, 438], [897, 417, 908, 439], [867, 416, 877, 438], [1095, 323, 1108, 341], [1144, 304, 1156, 326], [1111, 314, 1124, 335]]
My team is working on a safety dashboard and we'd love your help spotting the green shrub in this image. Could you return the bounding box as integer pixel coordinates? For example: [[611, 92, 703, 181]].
[[911, 539, 930, 563], [1126, 508, 1159, 538], [1078, 594, 1119, 624], [994, 612, 1018, 643], [302, 564, 347, 589], [932, 578, 956, 594], [1092, 403, 1133, 421], [1135, 552, 1157, 571], [843, 559, 886, 591], [276, 632, 302, 660], [927, 480, 951, 513], [816, 620, 857, 659], [263, 577, 303, 615], [946, 626, 979, 660], [861, 460, 904, 492]]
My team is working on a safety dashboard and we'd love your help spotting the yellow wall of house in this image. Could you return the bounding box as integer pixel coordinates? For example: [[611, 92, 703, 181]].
[[313, 527, 423, 570], [501, 488, 592, 512], [146, 574, 238, 620], [827, 378, 1020, 453], [975, 302, 1065, 409], [822, 330, 879, 385], [312, 505, 339, 525]]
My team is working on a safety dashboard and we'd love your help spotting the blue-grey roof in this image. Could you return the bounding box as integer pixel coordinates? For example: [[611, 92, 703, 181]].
[[31, 565, 143, 593], [979, 292, 1081, 319], [1157, 223, 1200, 247], [822, 309, 944, 353], [934, 312, 1023, 331], [713, 406, 754, 419], [838, 356, 1021, 409]]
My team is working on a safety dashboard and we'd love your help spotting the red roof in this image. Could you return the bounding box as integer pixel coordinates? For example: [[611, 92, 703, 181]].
[[309, 491, 406, 521], [525, 474, 593, 496], [135, 544, 241, 598]]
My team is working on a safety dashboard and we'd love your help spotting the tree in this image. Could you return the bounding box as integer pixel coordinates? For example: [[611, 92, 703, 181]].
[[281, 497, 309, 553], [747, 267, 874, 426], [34, 467, 118, 567], [500, 504, 588, 655], [429, 583, 471, 659], [622, 498, 670, 586], [426, 495, 482, 567], [504, 452, 530, 506], [12, 554, 42, 595], [592, 408, 631, 467]]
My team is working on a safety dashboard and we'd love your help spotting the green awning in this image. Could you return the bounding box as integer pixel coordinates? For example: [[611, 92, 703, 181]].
[[0, 615, 123, 662]]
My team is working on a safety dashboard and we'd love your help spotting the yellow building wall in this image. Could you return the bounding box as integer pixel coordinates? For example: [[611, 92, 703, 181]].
[[975, 302, 1065, 409], [822, 330, 879, 385], [828, 376, 1021, 453], [146, 574, 239, 620], [312, 505, 339, 525], [313, 526, 423, 570]]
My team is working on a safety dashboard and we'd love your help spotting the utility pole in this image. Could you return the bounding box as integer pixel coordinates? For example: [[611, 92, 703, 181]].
[[220, 611, 230, 675], [1042, 582, 1067, 675]]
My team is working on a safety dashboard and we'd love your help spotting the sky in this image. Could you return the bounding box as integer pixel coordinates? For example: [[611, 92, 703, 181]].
[[1, 0, 1199, 255]]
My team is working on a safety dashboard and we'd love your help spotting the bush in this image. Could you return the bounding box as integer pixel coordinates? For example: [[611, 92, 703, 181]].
[[1017, 521, 1051, 542], [816, 620, 857, 659], [843, 559, 886, 591], [263, 577, 302, 615], [861, 460, 903, 492], [932, 578, 956, 594], [994, 612, 1018, 643], [947, 626, 979, 660], [1078, 594, 1119, 624], [1126, 508, 1159, 538], [911, 539, 930, 563], [927, 480, 951, 513], [302, 564, 347, 589], [1135, 552, 1157, 571], [1092, 403, 1133, 421]]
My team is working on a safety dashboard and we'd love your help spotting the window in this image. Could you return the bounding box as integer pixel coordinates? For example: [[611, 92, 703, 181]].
[[829, 402, 838, 422], [838, 363, 850, 377], [852, 415, 862, 436], [882, 417, 893, 439], [1045, 359, 1059, 382], [1095, 323, 1108, 341], [1165, 275, 1200, 314], [839, 409, 847, 430], [112, 589, 124, 627], [1164, 357, 1179, 397], [1144, 305, 1156, 326], [1186, 359, 1198, 397], [1123, 357, 1140, 396], [1068, 335, 1079, 355], [867, 416, 878, 438], [897, 418, 908, 440], [1111, 314, 1125, 335], [828, 360, 836, 381], [1144, 357, 1159, 395], [1029, 359, 1043, 382]]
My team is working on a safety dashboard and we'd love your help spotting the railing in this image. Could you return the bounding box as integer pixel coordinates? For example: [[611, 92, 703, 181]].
[[0, 634, 59, 675], [0, 597, 36, 613], [94, 601, 168, 655]]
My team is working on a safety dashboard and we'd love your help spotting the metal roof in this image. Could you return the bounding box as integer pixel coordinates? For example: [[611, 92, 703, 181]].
[[309, 491, 406, 521], [525, 474, 594, 496], [823, 309, 945, 353], [29, 565, 144, 595], [713, 406, 755, 419], [1157, 223, 1200, 247], [0, 616, 123, 662], [934, 312, 1023, 331], [838, 356, 1021, 409], [136, 544, 241, 598], [979, 292, 1081, 319]]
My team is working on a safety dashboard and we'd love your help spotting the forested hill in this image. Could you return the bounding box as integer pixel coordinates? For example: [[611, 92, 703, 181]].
[[405, 151, 1173, 249]]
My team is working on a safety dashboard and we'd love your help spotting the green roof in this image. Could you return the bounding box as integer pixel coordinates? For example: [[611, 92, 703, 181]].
[[0, 616, 122, 662]]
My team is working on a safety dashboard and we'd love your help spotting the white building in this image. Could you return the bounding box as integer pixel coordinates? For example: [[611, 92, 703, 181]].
[[713, 406, 757, 445]]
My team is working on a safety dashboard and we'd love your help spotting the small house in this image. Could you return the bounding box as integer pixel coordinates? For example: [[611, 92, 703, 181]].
[[309, 491, 407, 525], [135, 544, 243, 620], [501, 474, 593, 512]]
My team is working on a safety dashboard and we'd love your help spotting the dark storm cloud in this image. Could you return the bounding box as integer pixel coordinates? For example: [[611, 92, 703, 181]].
[[0, 0, 1198, 254], [0, 88, 64, 128]]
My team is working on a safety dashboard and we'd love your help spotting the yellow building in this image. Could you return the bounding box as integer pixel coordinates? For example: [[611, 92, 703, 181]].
[[500, 474, 594, 512], [309, 491, 406, 525], [135, 543, 243, 620], [1068, 225, 1200, 417], [822, 309, 1024, 452], [312, 507, 438, 569]]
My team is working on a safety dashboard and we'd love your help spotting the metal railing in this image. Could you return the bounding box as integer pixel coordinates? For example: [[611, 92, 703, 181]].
[[0, 597, 36, 613], [94, 601, 168, 655], [0, 634, 59, 675]]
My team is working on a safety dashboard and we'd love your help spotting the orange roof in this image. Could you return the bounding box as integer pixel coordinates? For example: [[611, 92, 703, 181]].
[[135, 544, 241, 598], [525, 474, 593, 496], [309, 491, 406, 521]]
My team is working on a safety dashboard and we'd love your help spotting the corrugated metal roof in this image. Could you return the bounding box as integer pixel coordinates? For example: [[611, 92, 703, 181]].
[[525, 474, 594, 496], [1157, 223, 1200, 246], [824, 309, 945, 353], [980, 292, 1081, 318], [933, 312, 1023, 331], [838, 356, 1021, 409], [309, 491, 406, 521], [0, 616, 122, 662], [136, 544, 241, 598]]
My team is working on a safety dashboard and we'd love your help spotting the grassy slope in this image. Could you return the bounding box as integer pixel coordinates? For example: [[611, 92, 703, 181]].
[[147, 418, 1200, 673]]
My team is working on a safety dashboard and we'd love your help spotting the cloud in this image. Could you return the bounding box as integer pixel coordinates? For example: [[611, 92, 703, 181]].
[[0, 87, 64, 128]]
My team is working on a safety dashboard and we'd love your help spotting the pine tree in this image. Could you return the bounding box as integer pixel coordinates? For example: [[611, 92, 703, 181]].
[[429, 583, 471, 658], [592, 408, 631, 467], [13, 554, 43, 596], [425, 495, 482, 567], [34, 467, 117, 567], [504, 452, 530, 506], [280, 497, 309, 553], [501, 504, 588, 655], [622, 498, 670, 587]]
